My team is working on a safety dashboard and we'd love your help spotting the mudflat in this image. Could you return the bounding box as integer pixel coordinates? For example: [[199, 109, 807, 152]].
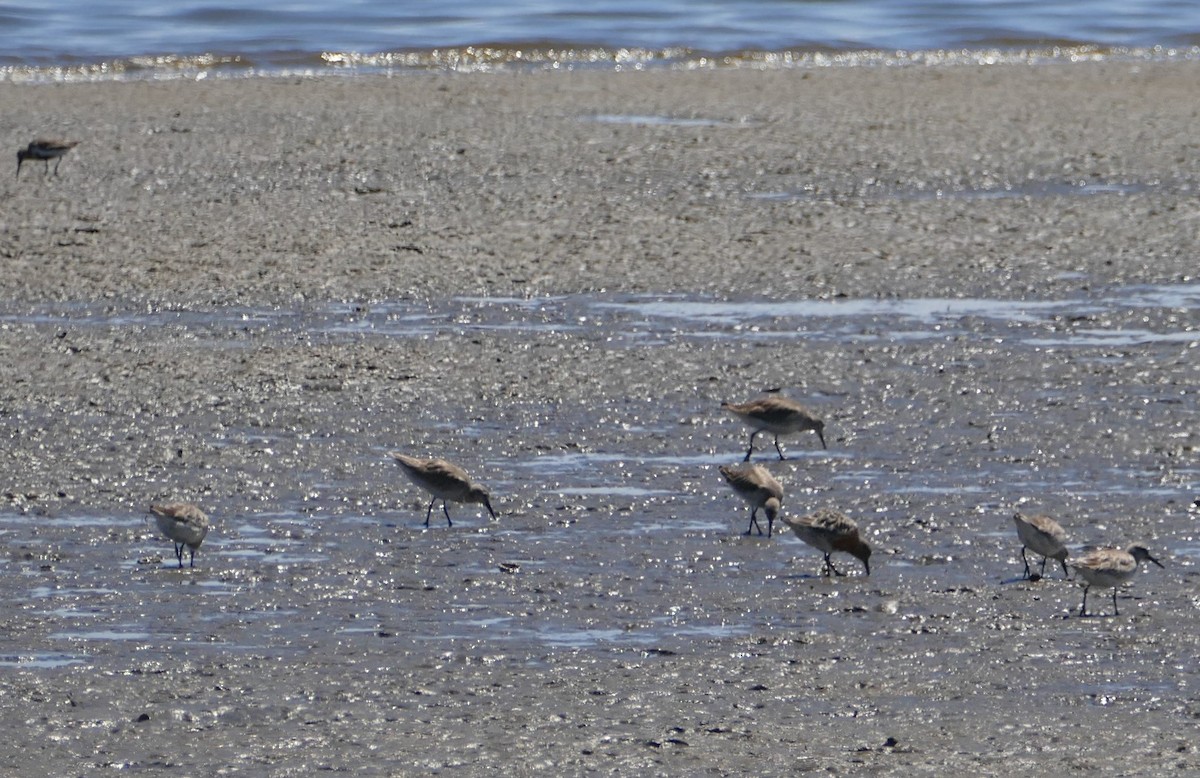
[[0, 62, 1197, 774]]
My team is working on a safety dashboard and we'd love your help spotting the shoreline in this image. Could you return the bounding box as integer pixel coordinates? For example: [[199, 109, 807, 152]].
[[5, 42, 1199, 84]]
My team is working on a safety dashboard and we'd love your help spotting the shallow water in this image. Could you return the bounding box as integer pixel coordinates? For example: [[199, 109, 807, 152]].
[[2, 281, 1195, 349], [1, 283, 1196, 668]]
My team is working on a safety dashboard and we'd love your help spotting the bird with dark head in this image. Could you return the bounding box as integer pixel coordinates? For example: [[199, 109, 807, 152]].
[[781, 508, 871, 576], [16, 139, 80, 178], [1070, 544, 1163, 617]]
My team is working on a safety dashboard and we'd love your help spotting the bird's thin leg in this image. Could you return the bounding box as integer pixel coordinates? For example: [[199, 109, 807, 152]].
[[767, 515, 774, 538], [829, 557, 846, 577], [743, 431, 759, 462], [424, 497, 437, 528], [746, 508, 761, 536], [53, 158, 62, 176], [1112, 588, 1119, 617], [1059, 558, 1070, 580], [773, 435, 787, 461], [43, 160, 50, 177], [189, 547, 196, 568], [442, 500, 453, 527], [1079, 585, 1090, 617], [174, 542, 184, 568], [1020, 547, 1032, 579], [1039, 555, 1048, 577], [821, 553, 833, 576]]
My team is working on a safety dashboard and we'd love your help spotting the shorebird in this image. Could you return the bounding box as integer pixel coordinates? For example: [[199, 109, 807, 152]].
[[149, 502, 210, 569], [719, 463, 784, 537], [1013, 512, 1070, 580], [1070, 545, 1163, 617], [721, 395, 826, 461], [389, 452, 496, 527], [781, 508, 871, 576], [16, 139, 80, 178]]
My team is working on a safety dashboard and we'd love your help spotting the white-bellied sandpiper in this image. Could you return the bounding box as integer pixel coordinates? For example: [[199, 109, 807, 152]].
[[1013, 512, 1070, 580], [721, 395, 826, 461], [149, 502, 211, 568], [719, 463, 783, 537], [1070, 545, 1163, 617]]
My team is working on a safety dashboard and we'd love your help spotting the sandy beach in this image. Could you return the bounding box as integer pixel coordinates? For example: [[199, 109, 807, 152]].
[[1, 62, 1198, 774]]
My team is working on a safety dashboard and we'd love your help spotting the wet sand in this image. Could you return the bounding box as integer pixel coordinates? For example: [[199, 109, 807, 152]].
[[2, 62, 1199, 773]]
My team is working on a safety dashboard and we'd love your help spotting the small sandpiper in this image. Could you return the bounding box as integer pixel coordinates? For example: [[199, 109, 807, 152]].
[[1013, 512, 1070, 580], [149, 502, 211, 568], [16, 139, 80, 178], [389, 452, 496, 527], [721, 394, 826, 461], [1070, 544, 1163, 617], [781, 508, 871, 576], [719, 463, 784, 537]]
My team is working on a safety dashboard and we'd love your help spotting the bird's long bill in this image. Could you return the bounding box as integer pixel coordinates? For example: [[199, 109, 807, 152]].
[[863, 558, 870, 576], [817, 428, 827, 449], [484, 497, 497, 520], [1149, 555, 1165, 568]]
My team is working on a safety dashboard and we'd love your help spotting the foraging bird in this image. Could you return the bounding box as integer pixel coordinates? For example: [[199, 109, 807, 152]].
[[390, 452, 496, 527], [1013, 512, 1070, 580], [1070, 545, 1163, 617], [719, 463, 783, 537], [721, 395, 826, 461], [16, 139, 80, 178], [149, 502, 210, 569], [781, 508, 871, 576]]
